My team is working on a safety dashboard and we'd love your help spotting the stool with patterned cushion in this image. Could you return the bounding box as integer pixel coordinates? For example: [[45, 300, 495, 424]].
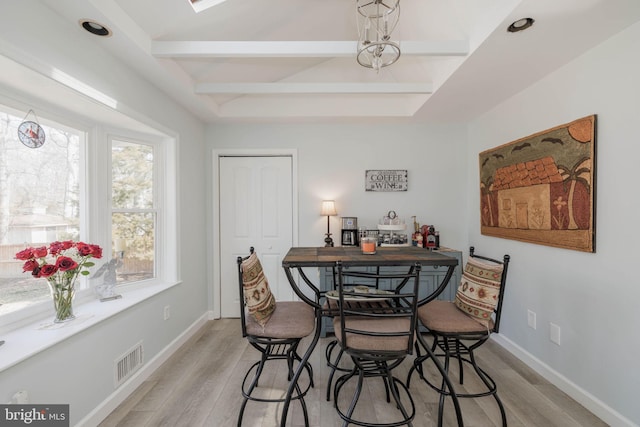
[[407, 246, 511, 427], [237, 247, 315, 427]]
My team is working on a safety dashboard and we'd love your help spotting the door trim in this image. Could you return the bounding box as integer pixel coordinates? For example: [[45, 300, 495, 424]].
[[211, 148, 299, 319]]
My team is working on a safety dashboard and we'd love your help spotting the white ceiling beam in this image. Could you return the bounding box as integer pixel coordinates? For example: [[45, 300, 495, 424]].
[[151, 40, 468, 58], [194, 82, 434, 94]]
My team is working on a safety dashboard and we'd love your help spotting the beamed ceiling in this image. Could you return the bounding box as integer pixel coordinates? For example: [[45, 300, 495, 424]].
[[38, 0, 640, 123]]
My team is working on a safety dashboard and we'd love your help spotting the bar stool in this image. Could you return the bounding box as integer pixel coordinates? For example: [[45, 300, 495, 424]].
[[324, 266, 387, 401], [332, 261, 421, 427], [237, 248, 315, 426], [407, 247, 510, 427]]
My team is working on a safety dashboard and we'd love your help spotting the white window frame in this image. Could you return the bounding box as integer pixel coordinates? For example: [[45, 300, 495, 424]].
[[0, 101, 179, 333], [107, 134, 161, 284]]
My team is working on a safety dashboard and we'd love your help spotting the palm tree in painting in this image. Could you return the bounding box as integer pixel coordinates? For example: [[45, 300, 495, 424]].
[[480, 175, 495, 227], [556, 156, 591, 230]]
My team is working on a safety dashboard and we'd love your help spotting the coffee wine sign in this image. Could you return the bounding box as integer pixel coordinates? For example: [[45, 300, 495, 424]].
[[365, 170, 408, 192]]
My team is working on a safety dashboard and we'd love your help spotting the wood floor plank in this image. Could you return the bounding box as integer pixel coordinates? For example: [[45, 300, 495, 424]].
[[99, 320, 606, 427], [533, 384, 608, 427], [109, 410, 154, 427], [97, 381, 157, 427]]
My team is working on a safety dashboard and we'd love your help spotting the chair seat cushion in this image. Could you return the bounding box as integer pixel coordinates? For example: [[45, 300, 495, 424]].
[[418, 300, 494, 333], [333, 316, 413, 353], [246, 301, 315, 339]]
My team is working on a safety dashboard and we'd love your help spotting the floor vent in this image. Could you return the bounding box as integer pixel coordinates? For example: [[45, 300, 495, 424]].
[[114, 341, 144, 388]]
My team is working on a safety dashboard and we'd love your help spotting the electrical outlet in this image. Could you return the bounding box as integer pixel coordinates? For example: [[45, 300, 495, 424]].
[[527, 310, 537, 330], [163, 305, 170, 320], [550, 322, 561, 345]]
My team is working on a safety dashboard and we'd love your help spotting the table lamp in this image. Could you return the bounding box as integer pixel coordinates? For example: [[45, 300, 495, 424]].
[[321, 200, 337, 247]]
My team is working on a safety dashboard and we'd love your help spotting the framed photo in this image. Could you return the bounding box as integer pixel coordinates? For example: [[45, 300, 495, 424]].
[[479, 115, 596, 252]]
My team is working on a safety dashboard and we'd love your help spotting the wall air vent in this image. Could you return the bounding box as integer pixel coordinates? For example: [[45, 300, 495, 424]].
[[114, 341, 144, 388]]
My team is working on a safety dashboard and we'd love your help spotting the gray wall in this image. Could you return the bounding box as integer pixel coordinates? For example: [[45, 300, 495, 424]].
[[467, 20, 640, 426], [208, 123, 469, 250]]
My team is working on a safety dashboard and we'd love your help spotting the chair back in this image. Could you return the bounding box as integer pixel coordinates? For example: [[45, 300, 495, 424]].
[[330, 265, 381, 291], [335, 261, 421, 359], [469, 246, 510, 333], [236, 246, 255, 338]]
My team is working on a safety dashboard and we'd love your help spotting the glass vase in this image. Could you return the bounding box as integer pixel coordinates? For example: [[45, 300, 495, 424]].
[[48, 280, 76, 323]]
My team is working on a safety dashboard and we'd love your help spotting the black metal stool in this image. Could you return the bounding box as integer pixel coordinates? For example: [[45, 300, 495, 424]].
[[407, 247, 510, 427], [237, 248, 315, 426], [332, 261, 421, 427]]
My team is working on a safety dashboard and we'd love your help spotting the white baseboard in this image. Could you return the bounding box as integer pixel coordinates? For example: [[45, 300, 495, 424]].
[[491, 334, 637, 427], [76, 312, 212, 427]]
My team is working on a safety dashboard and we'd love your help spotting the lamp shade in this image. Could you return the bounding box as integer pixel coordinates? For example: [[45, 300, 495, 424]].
[[321, 200, 337, 216]]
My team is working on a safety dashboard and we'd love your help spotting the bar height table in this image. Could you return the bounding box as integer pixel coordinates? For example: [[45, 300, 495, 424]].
[[280, 246, 464, 427]]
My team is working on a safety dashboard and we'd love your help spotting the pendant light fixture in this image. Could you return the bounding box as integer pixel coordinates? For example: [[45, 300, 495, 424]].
[[356, 0, 401, 71]]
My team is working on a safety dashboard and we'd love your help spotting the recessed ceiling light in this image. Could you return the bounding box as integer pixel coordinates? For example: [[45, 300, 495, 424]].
[[507, 18, 534, 33], [79, 19, 112, 37]]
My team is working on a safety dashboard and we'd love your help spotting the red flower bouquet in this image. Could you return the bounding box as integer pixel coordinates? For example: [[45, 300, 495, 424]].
[[16, 241, 103, 322]]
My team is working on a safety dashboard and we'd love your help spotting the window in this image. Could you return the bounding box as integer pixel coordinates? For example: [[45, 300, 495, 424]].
[[0, 101, 177, 322], [0, 107, 83, 316], [111, 139, 156, 284]]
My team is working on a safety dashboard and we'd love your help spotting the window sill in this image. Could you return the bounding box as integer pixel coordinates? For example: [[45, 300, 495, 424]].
[[0, 281, 181, 373]]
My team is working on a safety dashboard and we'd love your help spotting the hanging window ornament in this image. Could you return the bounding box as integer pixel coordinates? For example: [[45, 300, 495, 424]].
[[17, 109, 46, 148]]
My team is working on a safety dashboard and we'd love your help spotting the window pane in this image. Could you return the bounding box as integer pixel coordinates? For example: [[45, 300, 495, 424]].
[[112, 212, 155, 283], [0, 110, 81, 316], [112, 140, 153, 210]]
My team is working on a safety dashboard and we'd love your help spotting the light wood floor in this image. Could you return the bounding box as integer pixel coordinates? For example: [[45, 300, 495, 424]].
[[99, 319, 607, 427]]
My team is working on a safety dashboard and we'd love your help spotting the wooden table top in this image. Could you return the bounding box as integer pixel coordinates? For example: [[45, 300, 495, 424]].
[[282, 246, 458, 268]]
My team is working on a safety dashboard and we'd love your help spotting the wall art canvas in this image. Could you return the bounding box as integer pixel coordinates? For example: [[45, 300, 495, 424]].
[[479, 115, 596, 252]]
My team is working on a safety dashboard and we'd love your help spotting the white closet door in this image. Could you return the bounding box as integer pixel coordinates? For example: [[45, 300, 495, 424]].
[[219, 156, 293, 317]]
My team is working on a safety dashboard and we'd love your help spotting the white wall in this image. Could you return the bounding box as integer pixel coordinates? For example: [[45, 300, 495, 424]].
[[0, 3, 208, 426], [467, 21, 640, 426], [208, 123, 469, 251]]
